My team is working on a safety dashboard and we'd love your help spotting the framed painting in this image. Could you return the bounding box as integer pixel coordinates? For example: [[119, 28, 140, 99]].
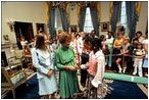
[[101, 22, 109, 32]]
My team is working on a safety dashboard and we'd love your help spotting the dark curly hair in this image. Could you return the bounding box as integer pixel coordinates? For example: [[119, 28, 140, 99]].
[[91, 38, 102, 50]]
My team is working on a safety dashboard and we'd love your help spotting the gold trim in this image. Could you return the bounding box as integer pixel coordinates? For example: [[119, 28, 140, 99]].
[[136, 2, 142, 17], [109, 2, 113, 22]]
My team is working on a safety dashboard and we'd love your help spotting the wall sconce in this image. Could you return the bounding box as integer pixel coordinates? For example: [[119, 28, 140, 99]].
[[6, 18, 14, 32]]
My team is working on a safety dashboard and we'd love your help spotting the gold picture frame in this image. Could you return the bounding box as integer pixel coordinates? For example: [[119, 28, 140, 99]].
[[101, 22, 109, 32]]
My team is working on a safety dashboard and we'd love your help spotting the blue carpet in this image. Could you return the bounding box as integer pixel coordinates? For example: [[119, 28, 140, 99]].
[[4, 75, 148, 99], [16, 75, 40, 99], [105, 81, 148, 99]]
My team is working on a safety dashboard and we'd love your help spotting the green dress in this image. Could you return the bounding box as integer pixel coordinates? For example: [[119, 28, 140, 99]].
[[55, 45, 79, 98]]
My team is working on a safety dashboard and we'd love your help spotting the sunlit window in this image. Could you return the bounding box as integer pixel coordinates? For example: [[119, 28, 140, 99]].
[[84, 7, 94, 33], [120, 1, 128, 35], [55, 8, 63, 32]]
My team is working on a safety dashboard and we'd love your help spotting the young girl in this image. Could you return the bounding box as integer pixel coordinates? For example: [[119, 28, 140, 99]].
[[87, 38, 106, 98], [31, 33, 57, 98], [105, 31, 114, 68], [133, 42, 145, 77], [113, 32, 124, 73], [122, 36, 131, 73]]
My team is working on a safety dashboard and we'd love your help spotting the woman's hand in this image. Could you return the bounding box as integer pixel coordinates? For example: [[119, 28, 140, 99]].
[[69, 66, 77, 71], [64, 65, 79, 71], [74, 64, 80, 69], [47, 70, 53, 77], [63, 65, 70, 71]]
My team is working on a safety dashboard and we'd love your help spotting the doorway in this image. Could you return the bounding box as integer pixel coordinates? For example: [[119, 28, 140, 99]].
[[14, 21, 34, 43]]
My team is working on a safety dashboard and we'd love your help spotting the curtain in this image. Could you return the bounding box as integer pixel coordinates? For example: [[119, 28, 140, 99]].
[[110, 1, 121, 37], [49, 7, 56, 38], [90, 4, 100, 36], [97, 2, 101, 24], [79, 7, 86, 32], [126, 1, 138, 41], [59, 8, 69, 32]]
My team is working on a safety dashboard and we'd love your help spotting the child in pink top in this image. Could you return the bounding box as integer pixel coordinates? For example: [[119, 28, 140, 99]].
[[88, 38, 106, 98]]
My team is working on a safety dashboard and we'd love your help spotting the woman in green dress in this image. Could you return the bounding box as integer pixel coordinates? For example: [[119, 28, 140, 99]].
[[55, 33, 79, 98]]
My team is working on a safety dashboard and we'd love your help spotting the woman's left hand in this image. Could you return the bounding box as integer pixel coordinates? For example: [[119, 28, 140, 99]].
[[47, 70, 53, 77]]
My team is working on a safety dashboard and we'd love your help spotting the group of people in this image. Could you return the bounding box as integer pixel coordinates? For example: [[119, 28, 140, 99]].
[[93, 29, 148, 77], [111, 31, 148, 77], [28, 30, 106, 99], [17, 28, 148, 99]]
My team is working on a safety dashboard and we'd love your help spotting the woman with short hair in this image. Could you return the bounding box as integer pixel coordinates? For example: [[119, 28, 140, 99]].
[[55, 33, 79, 98]]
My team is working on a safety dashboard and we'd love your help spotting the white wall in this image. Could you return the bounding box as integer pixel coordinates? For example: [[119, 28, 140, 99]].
[[100, 2, 110, 36], [136, 1, 148, 35], [2, 2, 49, 44]]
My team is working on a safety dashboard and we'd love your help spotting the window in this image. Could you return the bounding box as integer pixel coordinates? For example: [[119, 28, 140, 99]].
[[120, 1, 128, 35], [55, 8, 63, 32], [84, 7, 94, 33]]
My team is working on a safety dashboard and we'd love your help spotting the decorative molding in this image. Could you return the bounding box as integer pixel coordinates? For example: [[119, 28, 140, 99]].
[[2, 43, 17, 50], [49, 1, 69, 9], [90, 2, 97, 10]]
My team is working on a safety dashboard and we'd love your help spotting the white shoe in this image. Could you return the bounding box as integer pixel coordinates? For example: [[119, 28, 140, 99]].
[[91, 80, 98, 88], [122, 68, 126, 73], [91, 80, 101, 88], [118, 68, 122, 73], [139, 74, 142, 77], [133, 72, 136, 75]]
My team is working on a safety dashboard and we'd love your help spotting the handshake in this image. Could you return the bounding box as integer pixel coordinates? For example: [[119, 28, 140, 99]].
[[64, 65, 80, 71]]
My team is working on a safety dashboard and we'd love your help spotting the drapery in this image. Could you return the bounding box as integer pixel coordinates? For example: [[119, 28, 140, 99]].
[[49, 7, 56, 38], [110, 1, 121, 37], [48, 2, 69, 34], [90, 2, 100, 36], [126, 1, 139, 41], [78, 7, 86, 32], [59, 8, 69, 32]]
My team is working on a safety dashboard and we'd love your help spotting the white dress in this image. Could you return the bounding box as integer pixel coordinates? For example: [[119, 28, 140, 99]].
[[32, 48, 57, 95]]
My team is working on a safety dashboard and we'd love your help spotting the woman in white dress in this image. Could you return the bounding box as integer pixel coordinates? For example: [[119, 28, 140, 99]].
[[32, 33, 57, 98]]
